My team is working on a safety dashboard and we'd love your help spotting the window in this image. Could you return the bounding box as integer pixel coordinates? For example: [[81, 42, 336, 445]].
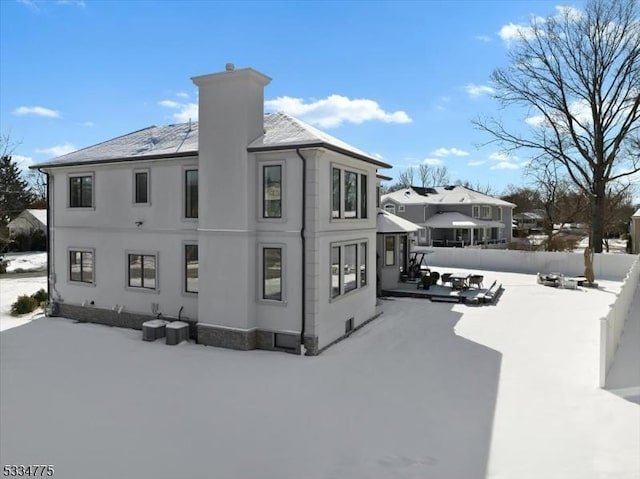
[[263, 165, 282, 218], [128, 253, 157, 290], [185, 169, 198, 218], [497, 207, 502, 221], [331, 241, 368, 299], [385, 236, 395, 266], [263, 247, 282, 301], [398, 205, 406, 212], [481, 206, 491, 218], [384, 203, 396, 215], [69, 175, 93, 208], [345, 318, 354, 334], [331, 246, 341, 299], [134, 170, 149, 204], [185, 244, 198, 293], [332, 168, 341, 218], [331, 166, 367, 220], [376, 185, 381, 208], [359, 242, 367, 286], [69, 250, 94, 283]]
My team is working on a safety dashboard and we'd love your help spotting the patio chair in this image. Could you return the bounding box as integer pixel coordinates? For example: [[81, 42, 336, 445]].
[[441, 273, 452, 287], [451, 277, 467, 291], [468, 275, 484, 289]]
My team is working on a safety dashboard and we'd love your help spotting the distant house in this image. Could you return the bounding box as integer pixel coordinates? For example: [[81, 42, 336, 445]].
[[631, 209, 640, 254], [32, 65, 392, 355], [7, 209, 47, 237], [513, 210, 545, 233], [381, 186, 515, 247]]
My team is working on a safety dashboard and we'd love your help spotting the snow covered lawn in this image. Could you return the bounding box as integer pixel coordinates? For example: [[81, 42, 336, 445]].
[[0, 274, 47, 332], [2, 251, 47, 273], [1, 270, 638, 479]]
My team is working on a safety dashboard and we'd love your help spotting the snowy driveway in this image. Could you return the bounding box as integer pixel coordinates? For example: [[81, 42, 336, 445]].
[[1, 270, 639, 479]]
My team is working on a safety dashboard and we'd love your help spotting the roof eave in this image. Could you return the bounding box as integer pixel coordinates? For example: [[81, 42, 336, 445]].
[[31, 150, 199, 170], [248, 142, 392, 169]]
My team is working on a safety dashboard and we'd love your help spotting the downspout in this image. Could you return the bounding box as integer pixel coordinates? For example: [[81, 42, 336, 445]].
[[295, 149, 307, 353], [40, 170, 51, 306]]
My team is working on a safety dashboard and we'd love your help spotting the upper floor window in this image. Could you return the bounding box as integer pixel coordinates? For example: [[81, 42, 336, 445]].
[[69, 249, 94, 284], [134, 170, 149, 204], [383, 203, 396, 215], [69, 174, 93, 208], [332, 166, 367, 220], [185, 244, 198, 294], [497, 207, 503, 221], [263, 165, 282, 218], [185, 169, 198, 218], [472, 205, 492, 219]]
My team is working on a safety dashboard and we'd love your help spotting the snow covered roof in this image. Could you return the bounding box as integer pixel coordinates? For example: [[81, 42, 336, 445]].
[[376, 209, 421, 233], [248, 112, 390, 167], [26, 209, 47, 226], [424, 212, 505, 229], [33, 112, 390, 169], [632, 209, 640, 218], [382, 186, 516, 207]]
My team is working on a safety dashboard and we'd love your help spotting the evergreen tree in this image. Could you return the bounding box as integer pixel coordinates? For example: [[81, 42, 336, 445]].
[[0, 155, 35, 228]]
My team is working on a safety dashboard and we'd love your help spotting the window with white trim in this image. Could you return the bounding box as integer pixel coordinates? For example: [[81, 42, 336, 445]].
[[398, 205, 406, 212], [481, 205, 491, 218], [497, 207, 502, 221], [69, 174, 93, 208], [331, 166, 367, 219], [69, 249, 94, 284], [331, 241, 368, 299], [185, 244, 198, 293], [384, 203, 396, 215], [134, 170, 150, 204], [128, 253, 157, 290]]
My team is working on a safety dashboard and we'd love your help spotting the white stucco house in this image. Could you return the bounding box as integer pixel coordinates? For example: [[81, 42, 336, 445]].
[[7, 209, 47, 237], [32, 65, 393, 355], [381, 186, 516, 247]]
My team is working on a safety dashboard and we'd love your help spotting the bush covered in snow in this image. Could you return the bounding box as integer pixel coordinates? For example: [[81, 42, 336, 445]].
[[32, 288, 48, 304]]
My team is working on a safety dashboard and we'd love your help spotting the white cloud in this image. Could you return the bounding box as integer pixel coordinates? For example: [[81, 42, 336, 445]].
[[555, 5, 582, 21], [373, 153, 385, 160], [467, 160, 486, 167], [36, 143, 76, 157], [422, 158, 444, 166], [56, 0, 86, 7], [476, 35, 492, 43], [498, 23, 537, 43], [490, 161, 520, 170], [526, 99, 593, 129], [431, 147, 470, 157], [264, 94, 412, 128], [77, 121, 95, 127], [489, 152, 510, 162], [13, 106, 61, 118], [17, 0, 39, 12], [159, 100, 198, 122], [176, 92, 190, 99], [465, 84, 495, 98], [12, 154, 34, 170]]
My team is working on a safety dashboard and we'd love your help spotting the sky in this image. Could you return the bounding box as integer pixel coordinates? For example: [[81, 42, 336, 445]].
[[0, 0, 592, 195]]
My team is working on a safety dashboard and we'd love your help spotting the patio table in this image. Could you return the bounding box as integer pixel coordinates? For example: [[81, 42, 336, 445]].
[[449, 272, 470, 290]]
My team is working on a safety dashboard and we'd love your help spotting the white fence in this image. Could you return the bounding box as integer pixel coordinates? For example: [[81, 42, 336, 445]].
[[414, 247, 636, 280], [599, 256, 640, 387]]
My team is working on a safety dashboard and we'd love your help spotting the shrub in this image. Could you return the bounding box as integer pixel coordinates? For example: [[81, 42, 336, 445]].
[[32, 288, 48, 304], [0, 257, 7, 274], [10, 294, 39, 316]]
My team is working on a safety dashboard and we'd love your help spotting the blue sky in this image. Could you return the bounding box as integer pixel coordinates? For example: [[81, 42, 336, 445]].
[[1, 0, 587, 194]]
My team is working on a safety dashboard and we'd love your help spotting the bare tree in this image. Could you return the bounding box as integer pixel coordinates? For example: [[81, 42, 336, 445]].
[[454, 179, 496, 195], [418, 164, 451, 187], [474, 0, 640, 254], [396, 168, 415, 188]]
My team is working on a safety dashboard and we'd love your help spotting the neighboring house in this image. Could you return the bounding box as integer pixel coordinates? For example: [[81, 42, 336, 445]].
[[7, 209, 47, 237], [513, 210, 545, 233], [631, 208, 640, 254], [32, 65, 392, 355], [381, 186, 516, 247]]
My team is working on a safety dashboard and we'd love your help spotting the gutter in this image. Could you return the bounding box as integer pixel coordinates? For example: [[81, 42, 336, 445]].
[[295, 149, 307, 354]]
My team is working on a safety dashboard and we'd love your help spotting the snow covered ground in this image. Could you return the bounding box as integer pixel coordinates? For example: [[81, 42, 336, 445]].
[[0, 274, 47, 332], [1, 270, 639, 479], [2, 251, 47, 273]]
